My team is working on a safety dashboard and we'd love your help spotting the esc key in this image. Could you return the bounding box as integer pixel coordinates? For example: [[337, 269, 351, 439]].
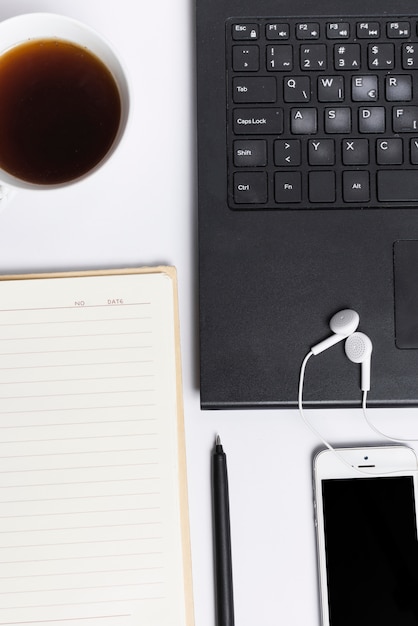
[[232, 23, 259, 39]]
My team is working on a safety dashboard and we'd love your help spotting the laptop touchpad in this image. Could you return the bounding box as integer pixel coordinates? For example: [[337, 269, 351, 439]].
[[394, 240, 418, 348]]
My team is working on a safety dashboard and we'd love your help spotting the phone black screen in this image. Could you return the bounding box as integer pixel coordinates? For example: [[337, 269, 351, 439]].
[[322, 476, 418, 626]]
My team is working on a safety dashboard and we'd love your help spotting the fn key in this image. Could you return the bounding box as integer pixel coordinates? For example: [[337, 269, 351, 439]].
[[233, 172, 267, 204]]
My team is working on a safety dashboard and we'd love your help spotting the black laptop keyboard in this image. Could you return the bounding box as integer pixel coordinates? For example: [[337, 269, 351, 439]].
[[226, 16, 418, 209]]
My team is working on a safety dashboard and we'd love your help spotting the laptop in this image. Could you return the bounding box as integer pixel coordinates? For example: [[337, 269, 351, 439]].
[[196, 0, 418, 409]]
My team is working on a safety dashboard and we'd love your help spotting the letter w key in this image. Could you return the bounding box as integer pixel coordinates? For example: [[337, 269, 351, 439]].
[[317, 75, 344, 102]]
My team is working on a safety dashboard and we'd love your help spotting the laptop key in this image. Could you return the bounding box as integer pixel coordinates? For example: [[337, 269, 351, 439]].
[[233, 108, 283, 134], [266, 23, 290, 40], [342, 138, 369, 164], [351, 75, 378, 101], [283, 76, 310, 102], [356, 22, 380, 38], [275, 172, 302, 202], [274, 139, 301, 166], [267, 45, 293, 70], [402, 42, 418, 68], [359, 106, 385, 132], [325, 107, 351, 132], [334, 43, 360, 70], [308, 139, 335, 165], [296, 23, 320, 40], [343, 171, 370, 202], [317, 75, 344, 101], [385, 75, 412, 101], [232, 24, 259, 40], [300, 44, 327, 70], [387, 21, 411, 38], [290, 107, 317, 133], [377, 170, 418, 201], [393, 106, 418, 132], [232, 45, 259, 71], [368, 43, 394, 69], [234, 140, 267, 166], [309, 171, 336, 202], [233, 172, 268, 203], [232, 76, 276, 103], [326, 22, 350, 39], [376, 138, 403, 164]]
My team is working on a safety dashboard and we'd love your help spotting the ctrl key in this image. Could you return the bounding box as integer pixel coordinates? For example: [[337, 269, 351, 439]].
[[233, 172, 267, 204]]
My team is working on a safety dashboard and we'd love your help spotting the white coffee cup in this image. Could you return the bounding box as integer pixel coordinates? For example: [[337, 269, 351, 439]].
[[0, 12, 130, 194]]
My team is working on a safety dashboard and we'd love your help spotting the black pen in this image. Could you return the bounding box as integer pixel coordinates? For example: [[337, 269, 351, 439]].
[[212, 435, 235, 626]]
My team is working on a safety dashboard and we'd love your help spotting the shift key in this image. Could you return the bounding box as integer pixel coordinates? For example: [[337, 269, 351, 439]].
[[233, 108, 283, 134], [377, 170, 418, 201]]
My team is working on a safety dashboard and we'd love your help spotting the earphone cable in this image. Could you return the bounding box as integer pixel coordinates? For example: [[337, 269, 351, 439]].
[[298, 351, 418, 476], [298, 351, 335, 453], [362, 390, 418, 443], [298, 350, 366, 473]]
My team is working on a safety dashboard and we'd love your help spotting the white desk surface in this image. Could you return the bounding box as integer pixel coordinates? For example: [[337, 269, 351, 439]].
[[1, 1, 418, 625]]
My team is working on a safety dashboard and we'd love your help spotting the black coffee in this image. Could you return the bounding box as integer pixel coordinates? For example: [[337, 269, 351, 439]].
[[0, 38, 121, 184]]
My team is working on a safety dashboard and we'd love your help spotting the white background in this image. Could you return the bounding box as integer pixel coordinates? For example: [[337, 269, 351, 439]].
[[0, 1, 417, 625]]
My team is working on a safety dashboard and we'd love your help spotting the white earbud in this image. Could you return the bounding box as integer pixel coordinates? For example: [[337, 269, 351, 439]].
[[311, 309, 360, 356], [345, 331, 373, 391]]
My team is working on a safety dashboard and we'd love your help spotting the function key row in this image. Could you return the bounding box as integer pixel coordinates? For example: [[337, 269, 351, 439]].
[[232, 20, 416, 41], [232, 43, 418, 72]]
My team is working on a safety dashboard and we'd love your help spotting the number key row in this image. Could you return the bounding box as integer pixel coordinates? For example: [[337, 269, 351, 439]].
[[232, 43, 418, 71]]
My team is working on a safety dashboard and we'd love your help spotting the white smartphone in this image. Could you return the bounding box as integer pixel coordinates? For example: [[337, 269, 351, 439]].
[[313, 445, 418, 626]]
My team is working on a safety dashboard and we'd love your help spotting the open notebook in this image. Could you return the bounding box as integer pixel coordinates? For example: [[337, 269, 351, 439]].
[[0, 267, 194, 626]]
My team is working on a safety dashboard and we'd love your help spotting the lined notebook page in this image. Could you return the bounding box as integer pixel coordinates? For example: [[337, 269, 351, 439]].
[[0, 269, 192, 626]]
